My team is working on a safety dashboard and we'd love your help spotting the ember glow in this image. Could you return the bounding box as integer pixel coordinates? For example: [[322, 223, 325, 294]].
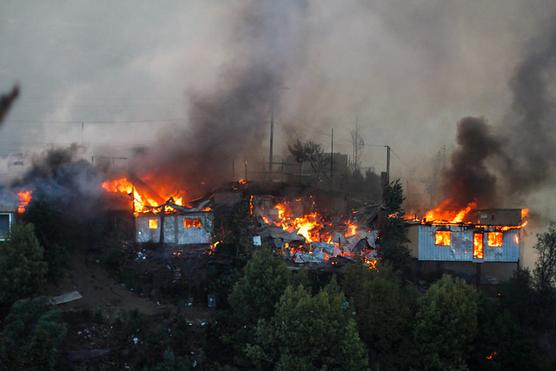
[[102, 176, 186, 215], [17, 190, 32, 214]]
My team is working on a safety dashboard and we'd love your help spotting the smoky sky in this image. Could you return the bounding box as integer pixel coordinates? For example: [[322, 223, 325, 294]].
[[439, 15, 556, 209], [2, 1, 556, 208]]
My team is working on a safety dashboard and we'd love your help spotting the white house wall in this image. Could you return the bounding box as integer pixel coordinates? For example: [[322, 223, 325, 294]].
[[135, 213, 212, 245]]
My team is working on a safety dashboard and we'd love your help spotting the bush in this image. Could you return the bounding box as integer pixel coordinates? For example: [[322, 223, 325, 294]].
[[0, 223, 48, 307], [0, 297, 67, 371]]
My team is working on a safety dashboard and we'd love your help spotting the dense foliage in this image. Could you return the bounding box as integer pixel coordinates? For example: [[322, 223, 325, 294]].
[[247, 282, 368, 370], [378, 180, 411, 273], [413, 275, 479, 370], [0, 223, 48, 307], [0, 297, 66, 371]]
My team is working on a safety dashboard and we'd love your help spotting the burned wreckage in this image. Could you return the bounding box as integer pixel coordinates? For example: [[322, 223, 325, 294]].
[[101, 176, 381, 267], [250, 195, 380, 267], [101, 175, 527, 279]]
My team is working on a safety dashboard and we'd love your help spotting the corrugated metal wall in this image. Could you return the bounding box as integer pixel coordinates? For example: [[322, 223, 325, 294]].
[[135, 212, 213, 245], [136, 215, 161, 243], [417, 225, 520, 262]]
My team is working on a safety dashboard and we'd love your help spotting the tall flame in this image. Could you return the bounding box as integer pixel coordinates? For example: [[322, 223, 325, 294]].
[[424, 199, 477, 223], [17, 190, 32, 214], [273, 202, 323, 242], [102, 176, 185, 214]]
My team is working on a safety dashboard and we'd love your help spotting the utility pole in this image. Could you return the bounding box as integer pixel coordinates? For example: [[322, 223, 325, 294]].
[[268, 99, 274, 178], [385, 145, 391, 185], [232, 159, 235, 180], [350, 117, 365, 172], [330, 127, 334, 181]]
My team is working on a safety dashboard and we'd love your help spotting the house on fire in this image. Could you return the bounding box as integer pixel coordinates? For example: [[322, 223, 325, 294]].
[[0, 208, 15, 241], [136, 199, 213, 245], [407, 209, 525, 283], [0, 192, 26, 241]]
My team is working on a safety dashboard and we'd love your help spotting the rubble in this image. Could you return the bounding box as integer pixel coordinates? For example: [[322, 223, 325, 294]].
[[253, 195, 380, 267]]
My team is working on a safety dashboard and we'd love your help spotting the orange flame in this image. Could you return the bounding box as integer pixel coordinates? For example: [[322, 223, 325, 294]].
[[425, 199, 477, 224], [102, 176, 186, 215], [262, 202, 324, 242], [17, 190, 32, 214], [346, 221, 358, 237], [434, 230, 451, 246], [473, 232, 484, 259]]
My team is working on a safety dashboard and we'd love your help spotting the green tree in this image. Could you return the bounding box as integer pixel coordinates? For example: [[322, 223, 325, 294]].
[[378, 180, 411, 273], [413, 275, 478, 371], [0, 297, 67, 371], [247, 282, 368, 371], [24, 198, 69, 282], [145, 349, 191, 371], [228, 248, 290, 325], [533, 222, 556, 291], [0, 223, 48, 306], [225, 248, 290, 367], [469, 294, 540, 371], [342, 263, 416, 370], [214, 198, 255, 261]]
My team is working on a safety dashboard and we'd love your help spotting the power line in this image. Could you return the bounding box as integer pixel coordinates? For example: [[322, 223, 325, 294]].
[[3, 118, 185, 125]]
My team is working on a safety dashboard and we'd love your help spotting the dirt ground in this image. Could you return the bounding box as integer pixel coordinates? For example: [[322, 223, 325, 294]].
[[45, 250, 162, 315]]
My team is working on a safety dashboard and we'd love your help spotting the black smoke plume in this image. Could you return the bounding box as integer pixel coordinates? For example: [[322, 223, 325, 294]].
[[442, 117, 500, 209], [128, 1, 305, 196], [14, 145, 102, 217], [441, 18, 556, 208]]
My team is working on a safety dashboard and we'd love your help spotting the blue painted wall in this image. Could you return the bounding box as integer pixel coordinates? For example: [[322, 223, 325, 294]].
[[415, 224, 520, 262]]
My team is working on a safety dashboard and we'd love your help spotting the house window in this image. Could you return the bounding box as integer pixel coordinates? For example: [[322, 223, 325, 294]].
[[0, 214, 10, 240], [148, 218, 158, 229], [184, 218, 202, 228], [487, 232, 503, 247], [473, 232, 484, 259], [435, 231, 451, 246]]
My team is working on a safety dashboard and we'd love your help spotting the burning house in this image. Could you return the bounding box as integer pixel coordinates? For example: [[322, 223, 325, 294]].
[[406, 204, 528, 283], [135, 200, 212, 245], [0, 189, 32, 240], [102, 177, 213, 246]]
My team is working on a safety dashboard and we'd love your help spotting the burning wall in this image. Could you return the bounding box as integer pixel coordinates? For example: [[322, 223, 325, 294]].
[[136, 212, 212, 245], [101, 175, 213, 245], [406, 208, 526, 264], [408, 224, 521, 263]]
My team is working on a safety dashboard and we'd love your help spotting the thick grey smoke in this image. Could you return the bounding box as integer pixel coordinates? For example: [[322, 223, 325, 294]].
[[501, 20, 556, 196], [129, 1, 306, 195], [441, 16, 556, 208]]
